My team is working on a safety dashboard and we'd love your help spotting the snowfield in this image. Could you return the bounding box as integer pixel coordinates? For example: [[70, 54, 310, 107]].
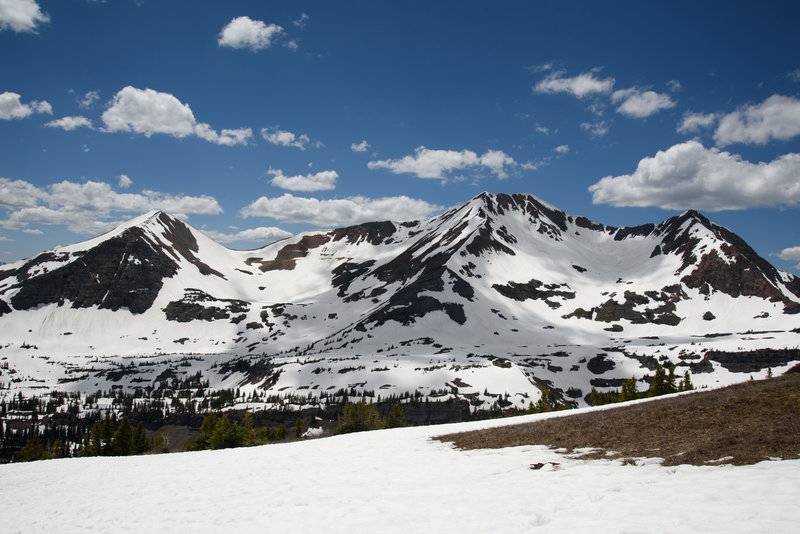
[[2, 408, 798, 533]]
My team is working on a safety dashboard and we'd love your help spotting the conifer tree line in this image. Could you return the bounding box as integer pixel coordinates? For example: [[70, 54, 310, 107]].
[[589, 364, 694, 406]]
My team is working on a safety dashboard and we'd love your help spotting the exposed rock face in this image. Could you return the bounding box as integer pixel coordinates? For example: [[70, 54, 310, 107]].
[[164, 289, 249, 323], [10, 227, 179, 314]]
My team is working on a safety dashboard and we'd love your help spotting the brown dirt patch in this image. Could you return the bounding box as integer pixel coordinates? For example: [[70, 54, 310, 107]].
[[436, 372, 800, 466]]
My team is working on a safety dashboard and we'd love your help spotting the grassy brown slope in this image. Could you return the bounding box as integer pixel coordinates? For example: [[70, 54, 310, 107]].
[[437, 371, 800, 466]]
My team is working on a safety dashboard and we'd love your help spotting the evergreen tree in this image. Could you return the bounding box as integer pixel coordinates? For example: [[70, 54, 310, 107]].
[[241, 412, 257, 446], [666, 365, 678, 394], [678, 371, 694, 392], [112, 416, 134, 456], [294, 418, 305, 438], [334, 398, 384, 435], [133, 422, 150, 454], [648, 364, 668, 397], [13, 434, 46, 462], [275, 423, 287, 440], [619, 377, 639, 402], [385, 404, 406, 428], [535, 389, 552, 412], [100, 413, 115, 455]]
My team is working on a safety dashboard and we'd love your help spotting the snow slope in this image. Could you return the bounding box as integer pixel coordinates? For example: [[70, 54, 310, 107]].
[[1, 408, 798, 533]]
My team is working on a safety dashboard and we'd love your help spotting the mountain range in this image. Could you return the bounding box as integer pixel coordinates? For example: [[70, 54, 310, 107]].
[[1, 192, 799, 409]]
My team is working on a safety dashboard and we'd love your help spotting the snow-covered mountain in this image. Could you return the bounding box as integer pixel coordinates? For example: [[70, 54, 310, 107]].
[[1, 192, 799, 409]]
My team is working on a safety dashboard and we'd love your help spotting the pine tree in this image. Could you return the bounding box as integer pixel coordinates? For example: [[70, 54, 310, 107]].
[[294, 418, 305, 438], [535, 389, 552, 412], [13, 434, 46, 462], [100, 413, 115, 455], [112, 416, 134, 456], [678, 371, 694, 392], [334, 398, 384, 435], [666, 365, 677, 394], [385, 404, 406, 428], [133, 422, 150, 454], [619, 377, 639, 402], [648, 364, 667, 397]]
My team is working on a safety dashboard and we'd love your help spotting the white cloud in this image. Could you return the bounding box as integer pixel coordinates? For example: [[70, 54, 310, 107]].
[[351, 139, 370, 152], [261, 126, 311, 150], [789, 69, 800, 83], [218, 16, 284, 51], [202, 226, 292, 245], [240, 193, 444, 227], [367, 146, 517, 181], [0, 0, 48, 33], [0, 177, 45, 208], [667, 80, 682, 92], [677, 111, 717, 134], [534, 70, 615, 99], [0, 91, 51, 120], [285, 40, 298, 52], [117, 174, 132, 189], [534, 123, 550, 135], [293, 13, 309, 28], [478, 150, 516, 179], [21, 228, 42, 235], [588, 140, 800, 211], [78, 90, 100, 109], [777, 246, 800, 269], [269, 169, 338, 192], [554, 144, 570, 154], [521, 159, 550, 171], [101, 86, 252, 146], [45, 115, 93, 131], [580, 120, 609, 138], [0, 177, 222, 234], [714, 94, 800, 147], [612, 88, 676, 118]]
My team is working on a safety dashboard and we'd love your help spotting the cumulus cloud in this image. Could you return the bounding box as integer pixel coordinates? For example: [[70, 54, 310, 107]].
[[45, 115, 93, 131], [588, 140, 800, 211], [0, 177, 222, 234], [101, 86, 252, 146], [776, 246, 800, 269], [580, 120, 609, 138], [268, 169, 338, 192], [0, 91, 51, 120], [351, 139, 370, 152], [713, 94, 800, 147], [554, 144, 570, 154], [218, 16, 284, 51], [240, 193, 444, 227], [677, 111, 717, 134], [534, 70, 615, 98], [0, 0, 48, 33], [367, 146, 517, 181], [612, 88, 676, 118], [202, 226, 292, 245], [260, 126, 312, 150], [117, 174, 132, 188]]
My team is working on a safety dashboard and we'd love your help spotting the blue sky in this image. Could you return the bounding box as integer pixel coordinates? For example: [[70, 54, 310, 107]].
[[2, 0, 800, 272]]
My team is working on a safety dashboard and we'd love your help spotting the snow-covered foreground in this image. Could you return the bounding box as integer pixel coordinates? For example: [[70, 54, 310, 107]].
[[2, 410, 798, 533]]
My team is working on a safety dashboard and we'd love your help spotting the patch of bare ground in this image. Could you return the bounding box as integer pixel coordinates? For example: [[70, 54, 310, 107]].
[[437, 370, 800, 466]]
